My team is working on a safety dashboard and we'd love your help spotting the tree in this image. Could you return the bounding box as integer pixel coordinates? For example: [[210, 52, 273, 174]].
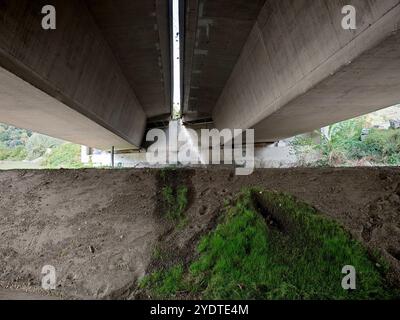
[[26, 133, 63, 160], [41, 143, 82, 168]]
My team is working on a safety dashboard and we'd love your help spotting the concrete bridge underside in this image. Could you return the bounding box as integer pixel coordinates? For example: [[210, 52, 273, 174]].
[[1, 0, 400, 150], [184, 0, 400, 142], [0, 0, 171, 150]]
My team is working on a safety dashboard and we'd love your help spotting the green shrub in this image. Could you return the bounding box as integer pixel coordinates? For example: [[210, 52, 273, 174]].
[[0, 144, 27, 161], [26, 133, 63, 160], [364, 129, 400, 164], [0, 123, 31, 147], [291, 116, 400, 166], [7, 146, 28, 161], [41, 143, 82, 169]]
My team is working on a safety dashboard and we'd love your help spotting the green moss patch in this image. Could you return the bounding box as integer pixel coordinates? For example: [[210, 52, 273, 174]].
[[161, 185, 188, 226], [158, 168, 189, 228]]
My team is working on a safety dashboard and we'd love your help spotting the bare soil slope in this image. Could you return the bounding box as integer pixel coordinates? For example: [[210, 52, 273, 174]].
[[0, 168, 399, 299]]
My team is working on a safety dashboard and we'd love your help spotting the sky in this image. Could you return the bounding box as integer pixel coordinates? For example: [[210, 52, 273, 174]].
[[172, 0, 181, 113]]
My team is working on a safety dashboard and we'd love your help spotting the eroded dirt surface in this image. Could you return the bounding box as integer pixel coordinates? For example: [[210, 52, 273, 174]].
[[0, 168, 399, 299]]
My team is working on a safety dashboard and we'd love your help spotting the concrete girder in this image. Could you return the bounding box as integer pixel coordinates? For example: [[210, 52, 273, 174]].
[[0, 0, 171, 150], [184, 0, 400, 142]]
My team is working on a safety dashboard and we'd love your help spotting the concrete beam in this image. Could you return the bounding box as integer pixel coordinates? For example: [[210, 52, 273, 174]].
[[86, 0, 172, 119], [183, 0, 266, 121], [0, 65, 134, 150], [0, 0, 148, 149], [212, 0, 400, 142]]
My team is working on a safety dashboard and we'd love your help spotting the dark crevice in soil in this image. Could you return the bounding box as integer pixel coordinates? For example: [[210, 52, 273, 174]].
[[362, 211, 384, 242], [146, 169, 198, 272], [387, 247, 400, 262], [251, 193, 286, 233], [131, 170, 225, 299], [154, 168, 195, 222]]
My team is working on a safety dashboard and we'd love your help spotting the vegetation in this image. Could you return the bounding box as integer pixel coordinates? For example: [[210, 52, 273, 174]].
[[140, 265, 186, 298], [0, 123, 84, 169], [159, 168, 189, 227], [0, 124, 31, 147], [41, 143, 82, 169], [161, 185, 188, 226], [140, 189, 398, 300], [25, 133, 63, 160], [0, 144, 27, 161], [291, 116, 400, 166], [363, 129, 400, 165], [172, 103, 181, 120], [0, 124, 31, 161]]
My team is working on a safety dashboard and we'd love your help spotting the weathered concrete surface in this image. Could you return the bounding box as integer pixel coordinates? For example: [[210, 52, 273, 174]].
[[253, 31, 400, 142], [0, 65, 135, 150], [183, 1, 400, 140], [211, 0, 400, 141], [183, 0, 266, 122], [0, 0, 171, 149], [3, 0, 400, 148], [86, 0, 171, 120]]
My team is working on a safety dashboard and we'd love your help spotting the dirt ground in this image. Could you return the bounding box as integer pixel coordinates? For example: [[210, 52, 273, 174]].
[[0, 167, 399, 299]]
